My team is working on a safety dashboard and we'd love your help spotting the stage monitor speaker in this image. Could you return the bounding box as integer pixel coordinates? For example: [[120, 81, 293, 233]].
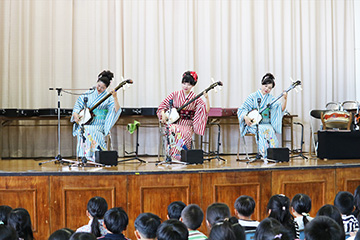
[[181, 149, 204, 164], [95, 151, 118, 166], [267, 148, 289, 162]]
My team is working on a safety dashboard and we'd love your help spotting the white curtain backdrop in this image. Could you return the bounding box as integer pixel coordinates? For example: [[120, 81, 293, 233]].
[[0, 0, 358, 158]]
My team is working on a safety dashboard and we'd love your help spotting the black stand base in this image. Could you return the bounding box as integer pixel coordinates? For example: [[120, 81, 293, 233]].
[[120, 126, 146, 163], [204, 124, 226, 162]]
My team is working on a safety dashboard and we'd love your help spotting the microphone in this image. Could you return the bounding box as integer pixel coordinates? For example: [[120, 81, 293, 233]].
[[89, 86, 96, 90], [169, 99, 173, 108], [257, 98, 261, 108]]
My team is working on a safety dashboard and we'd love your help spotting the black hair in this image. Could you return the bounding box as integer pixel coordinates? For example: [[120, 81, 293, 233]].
[[86, 196, 108, 237], [181, 204, 204, 230], [291, 194, 312, 227], [316, 204, 345, 233], [97, 70, 114, 88], [206, 203, 231, 228], [254, 218, 292, 240], [7, 208, 34, 240], [69, 232, 96, 240], [304, 216, 345, 240], [134, 212, 161, 239], [209, 217, 245, 240], [261, 73, 275, 88], [0, 205, 12, 225], [334, 191, 354, 215], [182, 71, 197, 86], [0, 225, 18, 240], [156, 219, 189, 240], [267, 195, 296, 239], [354, 186, 360, 222], [103, 207, 128, 234], [48, 228, 75, 240], [234, 195, 256, 218], [167, 201, 186, 220]]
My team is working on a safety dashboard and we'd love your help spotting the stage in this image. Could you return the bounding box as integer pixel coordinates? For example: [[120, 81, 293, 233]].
[[1, 155, 360, 240]]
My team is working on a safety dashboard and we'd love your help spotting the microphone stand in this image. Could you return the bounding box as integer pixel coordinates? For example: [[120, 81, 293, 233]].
[[156, 100, 187, 166], [290, 122, 308, 160]]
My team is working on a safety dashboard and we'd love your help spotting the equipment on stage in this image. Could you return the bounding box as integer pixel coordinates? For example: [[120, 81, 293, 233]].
[[267, 148, 290, 162], [321, 111, 352, 129], [77, 79, 133, 125], [246, 80, 301, 126], [95, 151, 118, 166], [164, 81, 223, 124], [181, 149, 204, 164]]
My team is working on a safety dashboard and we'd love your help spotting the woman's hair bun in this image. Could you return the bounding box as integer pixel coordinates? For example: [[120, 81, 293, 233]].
[[97, 70, 114, 87]]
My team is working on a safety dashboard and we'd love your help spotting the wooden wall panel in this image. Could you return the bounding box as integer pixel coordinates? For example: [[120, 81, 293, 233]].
[[49, 175, 127, 235], [272, 169, 335, 217], [127, 173, 201, 239], [201, 171, 272, 222], [336, 167, 360, 193], [0, 176, 50, 239]]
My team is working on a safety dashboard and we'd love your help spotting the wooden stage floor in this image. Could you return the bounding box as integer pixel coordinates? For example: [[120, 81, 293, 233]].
[[1, 153, 360, 175]]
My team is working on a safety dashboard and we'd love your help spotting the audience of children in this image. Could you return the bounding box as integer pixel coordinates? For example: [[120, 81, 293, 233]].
[[234, 195, 260, 231], [180, 204, 208, 239], [76, 196, 108, 237], [5, 187, 360, 240], [134, 212, 161, 240], [156, 219, 188, 240], [209, 217, 245, 240], [48, 228, 75, 240], [353, 186, 360, 223], [304, 215, 344, 240], [290, 193, 313, 231], [266, 194, 299, 239], [334, 191, 360, 234], [167, 201, 187, 220]]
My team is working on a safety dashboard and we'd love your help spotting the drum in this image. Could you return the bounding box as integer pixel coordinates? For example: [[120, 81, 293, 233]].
[[325, 102, 341, 111], [322, 110, 351, 129]]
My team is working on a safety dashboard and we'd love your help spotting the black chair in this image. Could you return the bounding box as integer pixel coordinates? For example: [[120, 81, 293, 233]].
[[309, 109, 327, 156]]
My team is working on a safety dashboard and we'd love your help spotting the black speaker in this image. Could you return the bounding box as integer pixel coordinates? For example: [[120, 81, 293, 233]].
[[267, 148, 289, 162], [181, 149, 204, 164], [95, 151, 118, 166]]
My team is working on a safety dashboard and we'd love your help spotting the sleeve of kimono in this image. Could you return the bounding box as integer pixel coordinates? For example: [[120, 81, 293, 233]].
[[104, 96, 122, 136], [237, 93, 255, 136], [192, 98, 208, 136], [156, 92, 175, 120], [270, 101, 284, 134]]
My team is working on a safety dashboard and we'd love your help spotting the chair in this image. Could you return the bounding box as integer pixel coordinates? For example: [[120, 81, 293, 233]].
[[309, 109, 327, 156], [326, 101, 341, 110], [245, 230, 256, 240], [236, 129, 255, 161]]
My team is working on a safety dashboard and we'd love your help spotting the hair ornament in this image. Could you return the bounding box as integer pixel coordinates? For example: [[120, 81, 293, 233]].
[[274, 233, 282, 239], [282, 206, 286, 211], [302, 212, 310, 217], [190, 71, 198, 82]]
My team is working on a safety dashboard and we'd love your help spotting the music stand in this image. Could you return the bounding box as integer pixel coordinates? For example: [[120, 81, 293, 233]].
[[118, 124, 146, 163], [39, 88, 77, 166], [290, 122, 308, 160], [204, 123, 226, 162]]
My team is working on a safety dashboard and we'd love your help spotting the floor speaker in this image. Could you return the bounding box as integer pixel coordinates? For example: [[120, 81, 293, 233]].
[[181, 149, 204, 164], [95, 151, 118, 166], [267, 148, 289, 162]]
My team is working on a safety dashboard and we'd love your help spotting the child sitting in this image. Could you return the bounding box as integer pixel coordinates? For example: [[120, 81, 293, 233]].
[[234, 195, 259, 231], [98, 207, 129, 240], [156, 219, 188, 240], [134, 212, 161, 240], [290, 193, 313, 231], [167, 201, 186, 220], [304, 216, 344, 240], [206, 203, 231, 230], [180, 204, 207, 239], [334, 191, 359, 234]]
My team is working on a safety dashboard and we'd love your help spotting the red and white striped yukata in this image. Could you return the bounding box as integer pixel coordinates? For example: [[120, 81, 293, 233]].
[[157, 90, 208, 160]]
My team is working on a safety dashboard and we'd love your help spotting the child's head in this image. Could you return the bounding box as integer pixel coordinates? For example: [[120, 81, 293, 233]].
[[334, 191, 354, 215], [354, 185, 360, 211], [206, 203, 231, 228], [48, 228, 74, 240], [104, 207, 128, 234], [134, 212, 161, 240], [156, 219, 188, 240], [234, 195, 256, 218], [290, 193, 312, 226], [69, 232, 96, 240], [209, 217, 245, 240], [167, 201, 186, 220], [180, 204, 204, 231], [0, 225, 18, 240], [86, 196, 108, 237], [8, 208, 33, 240], [316, 204, 345, 233], [0, 205, 12, 225], [304, 216, 344, 240], [254, 218, 292, 240]]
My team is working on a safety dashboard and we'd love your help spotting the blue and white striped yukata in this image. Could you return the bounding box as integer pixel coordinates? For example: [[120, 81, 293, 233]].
[[237, 89, 284, 158], [72, 90, 121, 161]]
